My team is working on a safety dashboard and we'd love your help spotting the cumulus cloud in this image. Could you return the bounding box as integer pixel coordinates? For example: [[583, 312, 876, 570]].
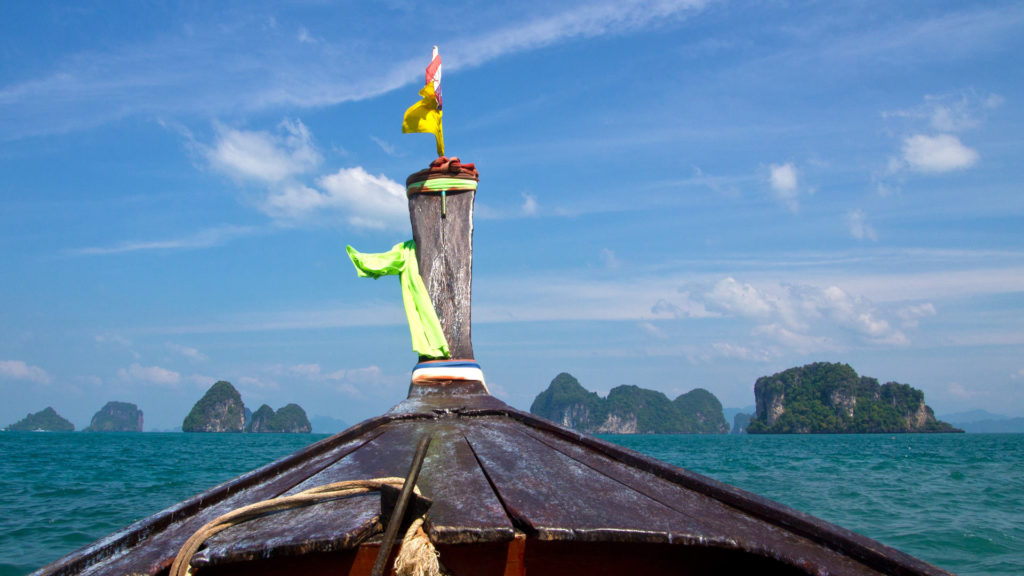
[[0, 360, 51, 384], [118, 363, 181, 386], [846, 209, 878, 241], [207, 119, 321, 183], [706, 277, 774, 318], [698, 277, 910, 351], [902, 134, 978, 173], [768, 163, 801, 211]]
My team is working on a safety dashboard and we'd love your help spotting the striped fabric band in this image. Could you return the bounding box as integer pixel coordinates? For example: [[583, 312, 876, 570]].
[[406, 177, 478, 196], [411, 360, 487, 390]]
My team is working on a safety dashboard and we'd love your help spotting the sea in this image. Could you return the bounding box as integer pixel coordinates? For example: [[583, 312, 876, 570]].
[[1, 432, 1021, 576]]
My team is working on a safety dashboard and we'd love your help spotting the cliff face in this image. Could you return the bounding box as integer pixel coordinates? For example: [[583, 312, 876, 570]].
[[182, 381, 245, 433], [748, 363, 961, 434], [85, 401, 143, 432], [530, 373, 729, 434], [5, 407, 75, 431]]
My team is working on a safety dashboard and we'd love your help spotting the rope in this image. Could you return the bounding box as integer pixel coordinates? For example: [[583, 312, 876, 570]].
[[169, 477, 444, 576]]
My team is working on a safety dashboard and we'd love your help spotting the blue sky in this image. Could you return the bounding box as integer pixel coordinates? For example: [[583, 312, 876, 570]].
[[2, 1, 1022, 431]]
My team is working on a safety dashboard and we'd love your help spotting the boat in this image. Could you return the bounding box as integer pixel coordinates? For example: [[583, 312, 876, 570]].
[[33, 51, 955, 576]]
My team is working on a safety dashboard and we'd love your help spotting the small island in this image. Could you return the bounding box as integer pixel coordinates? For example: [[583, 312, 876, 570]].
[[182, 381, 246, 432], [247, 403, 312, 433], [5, 407, 75, 431], [531, 373, 729, 434], [85, 401, 143, 432], [747, 362, 961, 434], [182, 380, 313, 433]]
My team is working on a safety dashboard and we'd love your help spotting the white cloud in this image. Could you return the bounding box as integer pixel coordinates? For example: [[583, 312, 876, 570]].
[[1, 1, 712, 140], [640, 321, 668, 340], [370, 135, 398, 156], [167, 343, 207, 362], [768, 163, 800, 211], [902, 134, 978, 173], [207, 119, 321, 183], [315, 167, 408, 229], [600, 248, 619, 269], [118, 363, 181, 386], [73, 225, 257, 256], [897, 303, 937, 328], [707, 277, 774, 318], [846, 209, 878, 241], [701, 278, 910, 351], [0, 360, 51, 384], [521, 193, 538, 216]]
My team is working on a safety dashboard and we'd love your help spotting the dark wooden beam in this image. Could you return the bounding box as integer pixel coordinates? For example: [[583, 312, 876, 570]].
[[407, 168, 478, 361]]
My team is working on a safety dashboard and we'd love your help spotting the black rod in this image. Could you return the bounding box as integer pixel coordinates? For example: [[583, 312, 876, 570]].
[[370, 434, 432, 576]]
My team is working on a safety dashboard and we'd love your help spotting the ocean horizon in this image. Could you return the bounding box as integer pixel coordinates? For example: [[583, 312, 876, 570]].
[[1, 431, 1020, 575]]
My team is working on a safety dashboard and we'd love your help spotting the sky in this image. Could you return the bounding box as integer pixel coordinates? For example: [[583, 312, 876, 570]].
[[2, 0, 1023, 431]]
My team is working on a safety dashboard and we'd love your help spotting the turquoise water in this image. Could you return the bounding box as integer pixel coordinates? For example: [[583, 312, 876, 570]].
[[2, 432, 1021, 575]]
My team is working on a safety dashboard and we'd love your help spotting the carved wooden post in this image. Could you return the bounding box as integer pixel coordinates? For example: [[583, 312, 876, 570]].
[[406, 159, 480, 361]]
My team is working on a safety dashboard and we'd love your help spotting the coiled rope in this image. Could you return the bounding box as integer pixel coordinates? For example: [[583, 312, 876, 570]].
[[169, 477, 444, 576]]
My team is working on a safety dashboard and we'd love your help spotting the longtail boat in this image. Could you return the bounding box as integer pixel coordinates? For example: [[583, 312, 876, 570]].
[[33, 51, 954, 576]]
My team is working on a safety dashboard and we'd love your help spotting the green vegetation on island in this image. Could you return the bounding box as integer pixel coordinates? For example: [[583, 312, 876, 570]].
[[747, 362, 961, 434], [182, 381, 246, 432], [247, 403, 311, 433], [531, 373, 729, 434], [5, 407, 75, 431], [85, 401, 143, 432]]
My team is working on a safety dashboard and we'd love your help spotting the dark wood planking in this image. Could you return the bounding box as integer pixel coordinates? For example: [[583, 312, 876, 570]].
[[408, 189, 475, 359], [195, 493, 381, 566], [500, 408, 954, 576], [513, 423, 884, 576], [35, 420, 390, 576], [286, 420, 514, 544], [462, 417, 700, 542]]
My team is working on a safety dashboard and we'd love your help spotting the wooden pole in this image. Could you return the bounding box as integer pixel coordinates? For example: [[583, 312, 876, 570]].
[[407, 164, 478, 361]]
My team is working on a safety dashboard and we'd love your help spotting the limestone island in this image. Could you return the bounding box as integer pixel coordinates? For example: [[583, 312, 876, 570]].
[[85, 401, 143, 432], [247, 403, 312, 433], [182, 380, 312, 433], [4, 406, 75, 431], [747, 362, 961, 434], [183, 381, 246, 432], [531, 372, 729, 434]]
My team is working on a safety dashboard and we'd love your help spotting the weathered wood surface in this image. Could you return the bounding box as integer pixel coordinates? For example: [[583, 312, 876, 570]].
[[408, 187, 475, 360], [34, 393, 954, 576]]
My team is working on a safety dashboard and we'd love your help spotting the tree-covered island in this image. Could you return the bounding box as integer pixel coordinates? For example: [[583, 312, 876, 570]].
[[747, 362, 961, 434], [531, 373, 729, 434]]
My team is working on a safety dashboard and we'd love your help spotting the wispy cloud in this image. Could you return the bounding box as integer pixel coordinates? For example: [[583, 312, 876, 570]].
[[166, 343, 208, 362], [0, 360, 51, 384], [118, 363, 181, 387], [846, 209, 878, 241], [206, 119, 321, 183], [71, 225, 258, 255], [0, 1, 711, 140]]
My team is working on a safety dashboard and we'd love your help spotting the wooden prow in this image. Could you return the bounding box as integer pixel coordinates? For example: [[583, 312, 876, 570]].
[[406, 157, 483, 395]]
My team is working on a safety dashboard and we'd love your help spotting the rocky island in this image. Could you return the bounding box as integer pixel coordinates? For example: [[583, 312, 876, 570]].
[[182, 380, 312, 433], [247, 403, 312, 433], [182, 381, 246, 432], [747, 362, 961, 434], [5, 407, 75, 431], [85, 401, 143, 432], [531, 372, 729, 434]]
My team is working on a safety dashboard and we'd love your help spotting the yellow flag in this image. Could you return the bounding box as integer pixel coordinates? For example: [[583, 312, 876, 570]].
[[401, 58, 445, 157]]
